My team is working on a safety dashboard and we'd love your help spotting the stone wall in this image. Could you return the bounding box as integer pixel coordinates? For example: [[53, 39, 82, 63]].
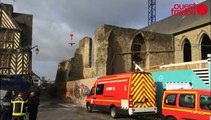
[[56, 24, 174, 80], [94, 25, 174, 76], [57, 24, 174, 83], [66, 78, 96, 106], [94, 25, 117, 76], [55, 37, 94, 97], [106, 28, 174, 74], [106, 27, 139, 74], [174, 25, 211, 63], [55, 60, 71, 97], [78, 37, 92, 67], [68, 37, 95, 80], [146, 32, 174, 68]]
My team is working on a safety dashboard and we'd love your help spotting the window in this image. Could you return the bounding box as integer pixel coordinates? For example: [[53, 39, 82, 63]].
[[0, 54, 10, 68], [179, 94, 195, 108], [200, 95, 211, 110], [0, 32, 14, 42], [183, 39, 192, 62], [0, 32, 14, 48], [201, 34, 211, 60], [131, 34, 146, 71], [96, 84, 104, 95], [165, 94, 177, 106], [89, 87, 95, 96]]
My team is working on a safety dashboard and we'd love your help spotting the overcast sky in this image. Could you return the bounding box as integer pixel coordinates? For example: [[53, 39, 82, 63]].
[[1, 0, 206, 80]]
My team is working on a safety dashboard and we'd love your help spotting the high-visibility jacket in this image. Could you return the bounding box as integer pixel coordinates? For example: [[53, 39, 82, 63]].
[[11, 96, 27, 116]]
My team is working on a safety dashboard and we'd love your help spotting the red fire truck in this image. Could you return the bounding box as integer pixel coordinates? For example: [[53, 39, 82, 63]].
[[162, 83, 211, 120], [86, 72, 157, 118]]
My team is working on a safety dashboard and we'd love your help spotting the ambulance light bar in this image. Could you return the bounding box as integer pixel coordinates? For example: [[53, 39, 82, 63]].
[[165, 82, 193, 90]]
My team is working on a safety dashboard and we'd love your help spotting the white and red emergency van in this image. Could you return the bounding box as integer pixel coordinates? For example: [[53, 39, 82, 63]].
[[86, 72, 157, 118]]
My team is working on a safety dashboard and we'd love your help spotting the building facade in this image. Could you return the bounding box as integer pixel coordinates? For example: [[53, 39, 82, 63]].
[[0, 3, 33, 76], [143, 0, 211, 63]]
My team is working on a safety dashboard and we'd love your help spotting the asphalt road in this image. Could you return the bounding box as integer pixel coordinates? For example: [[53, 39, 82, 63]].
[[38, 103, 129, 120], [38, 101, 161, 120]]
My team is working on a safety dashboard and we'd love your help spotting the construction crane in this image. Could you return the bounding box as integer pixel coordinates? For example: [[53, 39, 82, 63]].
[[148, 0, 156, 25]]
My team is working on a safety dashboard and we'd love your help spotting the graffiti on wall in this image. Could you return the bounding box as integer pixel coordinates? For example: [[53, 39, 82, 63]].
[[71, 82, 90, 99], [66, 79, 96, 105]]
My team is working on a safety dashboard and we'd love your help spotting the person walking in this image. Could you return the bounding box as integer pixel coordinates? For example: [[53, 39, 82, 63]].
[[27, 91, 40, 120], [2, 91, 12, 120], [11, 92, 27, 120]]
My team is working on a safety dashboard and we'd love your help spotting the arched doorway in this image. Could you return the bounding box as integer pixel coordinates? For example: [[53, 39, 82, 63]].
[[183, 39, 192, 62], [131, 34, 146, 71], [201, 34, 211, 60]]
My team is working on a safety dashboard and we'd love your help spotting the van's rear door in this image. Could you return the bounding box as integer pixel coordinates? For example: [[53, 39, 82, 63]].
[[130, 72, 156, 109]]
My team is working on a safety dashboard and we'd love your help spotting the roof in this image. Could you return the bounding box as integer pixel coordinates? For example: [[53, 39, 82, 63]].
[[0, 3, 21, 30], [142, 0, 210, 35]]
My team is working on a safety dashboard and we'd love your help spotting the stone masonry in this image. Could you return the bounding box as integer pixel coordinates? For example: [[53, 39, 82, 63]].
[[174, 25, 211, 63]]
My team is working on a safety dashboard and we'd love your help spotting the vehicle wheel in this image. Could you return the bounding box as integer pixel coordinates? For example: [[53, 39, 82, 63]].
[[110, 107, 118, 118], [86, 104, 92, 113], [166, 116, 177, 120]]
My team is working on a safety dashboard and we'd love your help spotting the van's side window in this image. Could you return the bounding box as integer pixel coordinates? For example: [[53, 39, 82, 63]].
[[96, 84, 104, 95], [179, 94, 195, 108], [200, 95, 211, 110], [164, 94, 176, 105]]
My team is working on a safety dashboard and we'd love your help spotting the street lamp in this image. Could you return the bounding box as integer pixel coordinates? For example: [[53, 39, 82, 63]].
[[29, 45, 39, 72], [31, 45, 39, 55], [16, 45, 39, 54], [23, 45, 39, 85]]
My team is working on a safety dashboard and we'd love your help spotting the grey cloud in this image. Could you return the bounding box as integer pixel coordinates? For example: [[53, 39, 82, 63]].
[[58, 0, 149, 31], [32, 61, 58, 80], [32, 18, 77, 61]]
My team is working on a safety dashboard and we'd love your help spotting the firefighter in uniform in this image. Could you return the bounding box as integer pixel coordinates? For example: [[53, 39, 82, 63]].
[[11, 92, 27, 120]]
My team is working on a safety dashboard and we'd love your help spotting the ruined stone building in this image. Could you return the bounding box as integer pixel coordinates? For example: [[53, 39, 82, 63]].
[[0, 3, 33, 76], [56, 0, 210, 82]]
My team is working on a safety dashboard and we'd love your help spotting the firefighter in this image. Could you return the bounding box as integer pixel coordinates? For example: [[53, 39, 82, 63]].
[[27, 91, 40, 120], [2, 91, 12, 120], [11, 92, 27, 120]]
